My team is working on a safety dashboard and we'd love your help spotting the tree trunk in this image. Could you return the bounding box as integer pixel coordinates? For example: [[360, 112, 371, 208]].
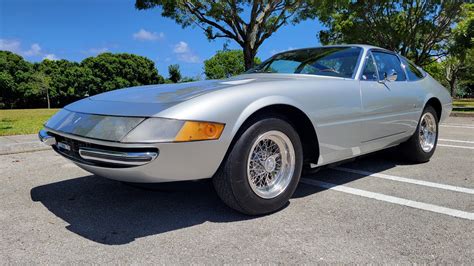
[[46, 87, 50, 109], [243, 46, 257, 71], [449, 79, 456, 98], [445, 64, 459, 99]]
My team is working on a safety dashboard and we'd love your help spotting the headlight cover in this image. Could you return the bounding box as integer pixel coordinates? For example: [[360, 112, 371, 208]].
[[121, 118, 185, 143], [45, 109, 145, 141], [121, 118, 225, 143]]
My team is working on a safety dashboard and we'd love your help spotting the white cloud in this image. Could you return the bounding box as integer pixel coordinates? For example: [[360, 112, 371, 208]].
[[133, 29, 164, 41], [1, 39, 62, 60], [0, 39, 22, 53], [173, 41, 200, 63], [23, 43, 42, 56], [43, 54, 59, 60], [177, 53, 200, 63], [87, 47, 109, 55], [173, 41, 190, 53], [0, 39, 44, 57]]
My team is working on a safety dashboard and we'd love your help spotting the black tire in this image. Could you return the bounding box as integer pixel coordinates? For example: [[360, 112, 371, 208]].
[[399, 105, 439, 163], [213, 116, 303, 215]]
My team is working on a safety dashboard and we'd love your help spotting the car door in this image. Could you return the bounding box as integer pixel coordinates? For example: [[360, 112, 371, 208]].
[[359, 50, 419, 144]]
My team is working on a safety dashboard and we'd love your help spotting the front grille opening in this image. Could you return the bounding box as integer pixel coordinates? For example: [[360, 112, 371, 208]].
[[50, 133, 158, 168]]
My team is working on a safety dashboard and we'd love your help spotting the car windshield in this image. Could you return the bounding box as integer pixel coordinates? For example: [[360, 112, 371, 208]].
[[247, 47, 362, 78]]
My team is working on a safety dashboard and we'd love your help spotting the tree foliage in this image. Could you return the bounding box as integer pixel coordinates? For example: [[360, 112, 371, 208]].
[[135, 0, 330, 70], [81, 53, 164, 94], [0, 51, 35, 108], [0, 51, 164, 109], [204, 49, 261, 79], [168, 64, 182, 83], [319, 0, 463, 66], [426, 3, 473, 97]]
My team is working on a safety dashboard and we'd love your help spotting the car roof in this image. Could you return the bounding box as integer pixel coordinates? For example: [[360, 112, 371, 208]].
[[275, 44, 393, 55]]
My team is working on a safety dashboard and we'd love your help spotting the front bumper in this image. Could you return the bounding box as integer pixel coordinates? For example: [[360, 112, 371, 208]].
[[39, 129, 229, 183]]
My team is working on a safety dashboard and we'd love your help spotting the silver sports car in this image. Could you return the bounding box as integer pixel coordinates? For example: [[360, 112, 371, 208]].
[[39, 45, 452, 215]]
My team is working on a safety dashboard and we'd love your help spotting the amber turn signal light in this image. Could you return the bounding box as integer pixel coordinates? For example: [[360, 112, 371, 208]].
[[174, 121, 225, 142]]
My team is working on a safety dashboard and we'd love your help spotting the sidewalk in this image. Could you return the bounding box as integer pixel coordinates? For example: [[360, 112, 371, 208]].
[[0, 134, 49, 155]]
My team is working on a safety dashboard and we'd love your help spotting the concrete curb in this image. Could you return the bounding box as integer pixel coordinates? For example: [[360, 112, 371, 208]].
[[0, 142, 50, 155], [450, 112, 474, 118], [0, 134, 50, 155]]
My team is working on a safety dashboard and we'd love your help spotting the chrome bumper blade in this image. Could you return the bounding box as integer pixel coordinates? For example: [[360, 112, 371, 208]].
[[78, 147, 158, 166], [38, 129, 56, 146]]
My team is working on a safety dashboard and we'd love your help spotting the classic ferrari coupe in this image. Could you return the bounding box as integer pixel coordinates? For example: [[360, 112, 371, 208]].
[[39, 45, 452, 215]]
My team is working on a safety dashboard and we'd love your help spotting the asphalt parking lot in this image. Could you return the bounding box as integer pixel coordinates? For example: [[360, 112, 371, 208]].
[[1, 117, 472, 264]]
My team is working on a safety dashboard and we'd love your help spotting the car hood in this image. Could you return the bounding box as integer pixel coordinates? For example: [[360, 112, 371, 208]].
[[89, 78, 257, 104], [63, 74, 336, 117]]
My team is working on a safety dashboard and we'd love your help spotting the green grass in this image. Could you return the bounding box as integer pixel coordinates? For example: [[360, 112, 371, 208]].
[[0, 109, 59, 136], [453, 99, 474, 108], [453, 98, 474, 113]]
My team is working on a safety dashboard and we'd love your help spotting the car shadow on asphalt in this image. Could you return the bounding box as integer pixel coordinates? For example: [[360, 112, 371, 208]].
[[30, 149, 409, 245], [30, 176, 253, 245]]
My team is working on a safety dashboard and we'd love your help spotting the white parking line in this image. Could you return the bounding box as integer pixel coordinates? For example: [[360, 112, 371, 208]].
[[300, 178, 474, 220], [441, 123, 474, 127], [333, 167, 474, 194], [438, 138, 474, 144], [438, 144, 474, 150], [440, 124, 474, 129]]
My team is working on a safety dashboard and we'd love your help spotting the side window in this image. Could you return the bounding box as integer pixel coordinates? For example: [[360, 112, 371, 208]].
[[361, 53, 378, 81], [372, 52, 407, 81], [400, 56, 424, 81]]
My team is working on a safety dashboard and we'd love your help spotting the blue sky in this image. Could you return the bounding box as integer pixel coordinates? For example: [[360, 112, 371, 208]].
[[0, 0, 325, 77]]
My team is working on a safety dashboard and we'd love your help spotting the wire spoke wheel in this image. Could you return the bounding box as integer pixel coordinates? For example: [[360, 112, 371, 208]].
[[419, 112, 437, 153], [247, 130, 295, 199]]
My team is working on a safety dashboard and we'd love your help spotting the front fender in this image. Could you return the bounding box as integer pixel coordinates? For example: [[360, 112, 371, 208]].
[[230, 95, 305, 136], [156, 89, 309, 177]]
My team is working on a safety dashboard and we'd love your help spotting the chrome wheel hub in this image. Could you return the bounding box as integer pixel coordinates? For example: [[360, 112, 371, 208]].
[[419, 112, 437, 153], [264, 156, 277, 172], [247, 130, 296, 199]]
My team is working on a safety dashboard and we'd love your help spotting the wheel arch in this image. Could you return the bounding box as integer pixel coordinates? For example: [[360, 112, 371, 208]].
[[425, 97, 442, 120], [230, 99, 320, 166]]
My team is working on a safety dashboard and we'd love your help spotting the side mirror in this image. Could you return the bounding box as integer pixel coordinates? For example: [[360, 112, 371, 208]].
[[384, 69, 398, 82]]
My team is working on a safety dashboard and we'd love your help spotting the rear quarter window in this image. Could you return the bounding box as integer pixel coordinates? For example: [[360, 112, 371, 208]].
[[401, 57, 425, 81]]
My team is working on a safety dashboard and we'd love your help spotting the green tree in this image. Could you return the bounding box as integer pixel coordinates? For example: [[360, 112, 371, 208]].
[[0, 51, 166, 108], [425, 3, 473, 97], [21, 71, 52, 108], [135, 0, 328, 70], [0, 71, 15, 108], [36, 71, 52, 109], [81, 53, 164, 94], [204, 49, 261, 79], [0, 51, 35, 108], [168, 64, 182, 83], [318, 0, 463, 66], [37, 59, 80, 107], [447, 3, 473, 97]]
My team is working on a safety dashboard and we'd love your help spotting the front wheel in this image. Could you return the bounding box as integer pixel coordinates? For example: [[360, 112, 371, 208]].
[[213, 117, 303, 215], [399, 105, 439, 163]]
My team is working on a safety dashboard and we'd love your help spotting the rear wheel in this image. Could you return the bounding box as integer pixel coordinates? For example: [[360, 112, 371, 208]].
[[399, 105, 439, 163], [213, 117, 303, 215]]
